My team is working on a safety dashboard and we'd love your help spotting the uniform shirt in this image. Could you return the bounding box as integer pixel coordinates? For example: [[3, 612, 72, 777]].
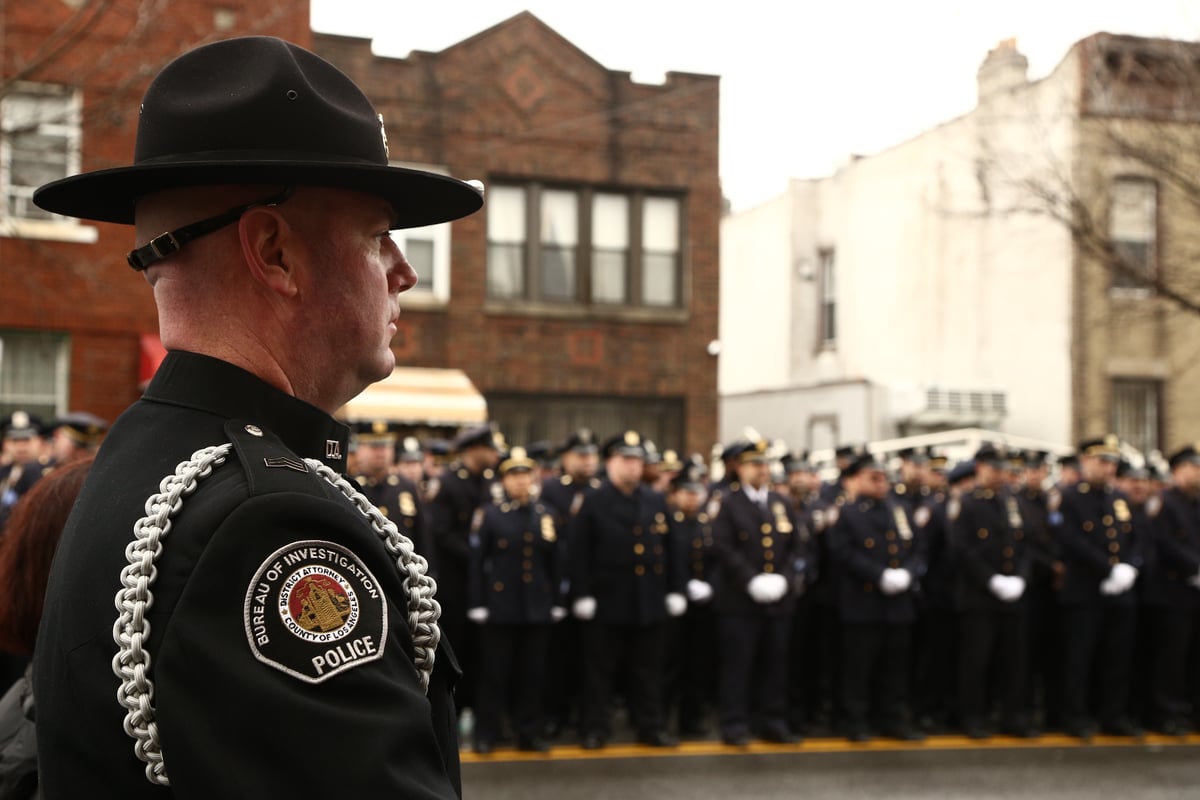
[[1057, 480, 1145, 608], [468, 494, 564, 624], [671, 508, 717, 588], [35, 351, 462, 798], [827, 497, 925, 625], [568, 480, 684, 626], [949, 486, 1032, 612], [710, 486, 806, 616], [1145, 487, 1200, 610]]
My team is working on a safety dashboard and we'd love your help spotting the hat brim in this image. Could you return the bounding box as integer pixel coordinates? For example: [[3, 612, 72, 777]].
[[34, 157, 483, 228]]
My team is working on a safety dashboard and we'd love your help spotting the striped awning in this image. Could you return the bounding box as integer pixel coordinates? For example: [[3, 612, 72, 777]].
[[337, 367, 487, 427]]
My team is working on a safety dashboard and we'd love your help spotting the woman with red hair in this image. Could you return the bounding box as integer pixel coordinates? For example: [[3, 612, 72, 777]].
[[0, 456, 93, 797]]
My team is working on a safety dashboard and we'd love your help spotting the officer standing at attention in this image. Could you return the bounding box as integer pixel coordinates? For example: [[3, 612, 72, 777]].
[[569, 431, 687, 749], [431, 423, 502, 718], [351, 421, 432, 563], [1143, 444, 1200, 735], [663, 460, 718, 738], [0, 413, 48, 530], [31, 37, 483, 796], [710, 439, 806, 746], [828, 452, 926, 742], [1057, 436, 1145, 739], [467, 447, 565, 754], [949, 444, 1035, 738]]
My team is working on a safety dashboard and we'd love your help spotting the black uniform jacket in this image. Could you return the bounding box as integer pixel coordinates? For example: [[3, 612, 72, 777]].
[[710, 487, 806, 616], [828, 497, 925, 625], [1057, 481, 1145, 608], [468, 495, 564, 624], [568, 481, 684, 625], [431, 465, 494, 586], [35, 352, 463, 798], [1145, 488, 1200, 610], [949, 488, 1032, 612]]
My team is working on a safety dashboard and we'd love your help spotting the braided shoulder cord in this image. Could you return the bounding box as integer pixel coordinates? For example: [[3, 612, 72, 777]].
[[112, 444, 441, 787]]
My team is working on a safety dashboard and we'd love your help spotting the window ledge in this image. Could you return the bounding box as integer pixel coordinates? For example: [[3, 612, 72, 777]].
[[0, 218, 98, 244], [483, 299, 688, 324], [1109, 287, 1154, 300]]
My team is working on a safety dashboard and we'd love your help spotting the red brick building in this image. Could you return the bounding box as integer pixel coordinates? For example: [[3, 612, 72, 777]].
[[1, 5, 720, 456]]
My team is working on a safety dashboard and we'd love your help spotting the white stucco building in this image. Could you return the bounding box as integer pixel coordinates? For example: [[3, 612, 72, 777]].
[[720, 37, 1113, 454]]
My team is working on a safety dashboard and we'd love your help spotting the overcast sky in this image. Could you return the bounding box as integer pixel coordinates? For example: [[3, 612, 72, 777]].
[[310, 0, 1200, 212]]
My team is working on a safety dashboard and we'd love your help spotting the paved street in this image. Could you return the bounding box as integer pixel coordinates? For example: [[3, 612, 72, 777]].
[[463, 738, 1200, 799]]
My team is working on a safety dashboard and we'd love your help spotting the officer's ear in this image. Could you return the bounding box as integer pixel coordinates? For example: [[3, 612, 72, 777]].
[[237, 205, 299, 299]]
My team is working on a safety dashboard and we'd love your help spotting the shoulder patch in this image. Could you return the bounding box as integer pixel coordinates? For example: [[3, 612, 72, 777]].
[[245, 540, 387, 684]]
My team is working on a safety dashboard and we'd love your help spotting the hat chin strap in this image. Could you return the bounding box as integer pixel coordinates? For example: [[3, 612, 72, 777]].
[[126, 186, 292, 270]]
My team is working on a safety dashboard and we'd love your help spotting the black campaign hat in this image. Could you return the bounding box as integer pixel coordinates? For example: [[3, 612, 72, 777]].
[[33, 36, 483, 227]]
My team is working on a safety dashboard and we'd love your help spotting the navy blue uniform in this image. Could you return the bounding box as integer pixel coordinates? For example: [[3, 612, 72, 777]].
[[1057, 480, 1145, 734], [711, 487, 806, 740], [468, 494, 563, 746], [663, 508, 718, 735], [430, 462, 494, 712], [355, 472, 432, 565], [828, 497, 925, 737], [569, 481, 683, 742], [949, 487, 1033, 733], [1144, 488, 1200, 732]]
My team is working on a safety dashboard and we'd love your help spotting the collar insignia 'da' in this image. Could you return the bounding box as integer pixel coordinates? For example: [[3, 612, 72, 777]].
[[245, 539, 388, 684]]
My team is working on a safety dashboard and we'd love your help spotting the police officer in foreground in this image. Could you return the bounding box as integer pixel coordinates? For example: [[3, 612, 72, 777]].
[[32, 36, 483, 796], [467, 447, 565, 754], [949, 444, 1035, 738], [1057, 435, 1145, 739], [711, 438, 806, 745], [828, 451, 926, 742], [569, 431, 687, 749]]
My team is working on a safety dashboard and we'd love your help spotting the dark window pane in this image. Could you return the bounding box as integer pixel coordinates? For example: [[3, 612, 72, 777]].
[[487, 243, 526, 298], [641, 252, 677, 306]]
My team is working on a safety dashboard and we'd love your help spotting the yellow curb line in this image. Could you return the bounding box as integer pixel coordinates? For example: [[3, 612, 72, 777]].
[[461, 733, 1200, 764]]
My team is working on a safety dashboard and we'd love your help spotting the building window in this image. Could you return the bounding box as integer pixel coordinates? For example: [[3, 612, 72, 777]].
[[1109, 177, 1156, 292], [486, 182, 685, 310], [487, 184, 527, 298], [540, 189, 578, 301], [1, 84, 80, 222], [1110, 378, 1160, 456], [592, 193, 629, 304], [0, 330, 70, 421], [819, 249, 836, 347]]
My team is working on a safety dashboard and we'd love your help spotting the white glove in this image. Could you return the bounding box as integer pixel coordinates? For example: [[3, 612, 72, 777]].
[[572, 596, 597, 620], [747, 573, 788, 604], [467, 607, 489, 624], [687, 579, 714, 604], [550, 606, 568, 622], [988, 575, 1025, 603], [1109, 563, 1138, 594], [665, 592, 688, 617], [879, 568, 912, 596], [1188, 571, 1200, 590]]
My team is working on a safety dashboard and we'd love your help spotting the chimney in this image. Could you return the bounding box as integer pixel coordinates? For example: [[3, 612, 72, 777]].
[[977, 38, 1029, 101]]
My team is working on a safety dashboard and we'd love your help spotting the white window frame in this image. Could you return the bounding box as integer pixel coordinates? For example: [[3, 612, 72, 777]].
[[0, 330, 71, 419], [0, 82, 95, 244]]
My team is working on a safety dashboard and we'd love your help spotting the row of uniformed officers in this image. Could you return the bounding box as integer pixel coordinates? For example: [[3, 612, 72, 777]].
[[347, 423, 1200, 751]]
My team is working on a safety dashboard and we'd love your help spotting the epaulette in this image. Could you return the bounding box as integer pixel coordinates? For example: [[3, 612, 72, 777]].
[[225, 419, 317, 496]]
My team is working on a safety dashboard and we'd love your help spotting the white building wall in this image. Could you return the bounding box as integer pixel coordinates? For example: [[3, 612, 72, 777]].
[[719, 43, 1083, 450]]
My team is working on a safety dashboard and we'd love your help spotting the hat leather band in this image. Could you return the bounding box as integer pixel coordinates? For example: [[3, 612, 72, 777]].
[[126, 186, 293, 270]]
